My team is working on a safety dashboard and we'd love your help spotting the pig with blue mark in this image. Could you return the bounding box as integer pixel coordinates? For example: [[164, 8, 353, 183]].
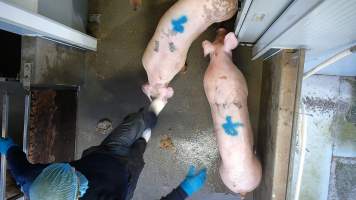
[[142, 0, 238, 102], [203, 28, 262, 197]]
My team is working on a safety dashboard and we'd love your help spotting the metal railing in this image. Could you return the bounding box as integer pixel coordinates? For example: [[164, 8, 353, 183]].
[[1, 94, 9, 200]]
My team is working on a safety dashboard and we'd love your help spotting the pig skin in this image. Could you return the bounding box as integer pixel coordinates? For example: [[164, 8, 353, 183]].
[[142, 0, 238, 101], [202, 28, 262, 196]]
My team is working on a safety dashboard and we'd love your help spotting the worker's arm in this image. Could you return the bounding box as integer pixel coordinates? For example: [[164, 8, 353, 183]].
[[161, 166, 207, 200], [0, 137, 48, 194]]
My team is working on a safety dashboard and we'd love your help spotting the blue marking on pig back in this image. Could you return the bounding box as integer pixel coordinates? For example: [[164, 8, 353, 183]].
[[222, 116, 244, 136], [172, 15, 188, 33]]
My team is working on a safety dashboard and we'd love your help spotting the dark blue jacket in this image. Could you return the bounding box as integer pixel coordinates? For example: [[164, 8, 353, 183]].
[[6, 146, 187, 200]]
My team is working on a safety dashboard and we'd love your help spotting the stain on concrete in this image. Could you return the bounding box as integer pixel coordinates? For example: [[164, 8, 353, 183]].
[[332, 109, 356, 158], [174, 130, 219, 174], [303, 97, 339, 113], [328, 157, 356, 200], [346, 105, 356, 125], [160, 135, 175, 151]]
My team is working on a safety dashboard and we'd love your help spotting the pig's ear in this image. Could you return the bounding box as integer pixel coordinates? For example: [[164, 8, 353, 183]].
[[202, 40, 214, 57], [224, 32, 239, 52]]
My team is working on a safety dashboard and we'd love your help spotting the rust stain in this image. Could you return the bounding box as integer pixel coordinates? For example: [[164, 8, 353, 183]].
[[160, 135, 174, 150], [28, 90, 58, 163]]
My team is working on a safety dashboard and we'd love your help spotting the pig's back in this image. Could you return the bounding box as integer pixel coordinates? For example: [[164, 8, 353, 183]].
[[204, 57, 247, 105]]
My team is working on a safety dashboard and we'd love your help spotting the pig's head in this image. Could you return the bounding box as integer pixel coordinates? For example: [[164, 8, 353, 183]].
[[202, 28, 239, 57], [142, 83, 174, 102]]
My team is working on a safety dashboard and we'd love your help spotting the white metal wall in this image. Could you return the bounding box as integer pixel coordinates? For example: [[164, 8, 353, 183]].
[[236, 0, 356, 76]]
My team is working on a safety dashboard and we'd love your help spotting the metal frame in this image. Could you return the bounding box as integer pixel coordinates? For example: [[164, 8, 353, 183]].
[[303, 45, 356, 79], [0, 1, 97, 51], [252, 0, 323, 59], [234, 0, 253, 37], [1, 94, 9, 200], [23, 94, 30, 155]]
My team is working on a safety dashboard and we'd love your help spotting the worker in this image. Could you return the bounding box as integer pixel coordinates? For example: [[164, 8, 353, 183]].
[[0, 98, 207, 200]]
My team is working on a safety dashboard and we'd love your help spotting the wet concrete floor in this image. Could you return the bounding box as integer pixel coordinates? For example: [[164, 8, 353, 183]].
[[76, 0, 263, 199]]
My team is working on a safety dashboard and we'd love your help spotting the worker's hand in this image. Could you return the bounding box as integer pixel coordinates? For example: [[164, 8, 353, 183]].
[[0, 137, 16, 155], [180, 165, 207, 196], [149, 98, 168, 116]]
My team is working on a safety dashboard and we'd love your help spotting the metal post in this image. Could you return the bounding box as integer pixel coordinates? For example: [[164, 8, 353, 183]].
[[23, 94, 30, 155], [1, 94, 9, 200]]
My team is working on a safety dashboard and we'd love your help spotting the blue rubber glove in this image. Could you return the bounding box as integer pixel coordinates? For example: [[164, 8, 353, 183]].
[[180, 165, 207, 196], [0, 137, 16, 155]]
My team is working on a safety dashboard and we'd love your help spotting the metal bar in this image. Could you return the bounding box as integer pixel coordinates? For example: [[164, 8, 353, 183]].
[[252, 0, 323, 59], [234, 0, 254, 36], [1, 94, 9, 200], [0, 1, 97, 51], [23, 94, 30, 155], [303, 45, 356, 80]]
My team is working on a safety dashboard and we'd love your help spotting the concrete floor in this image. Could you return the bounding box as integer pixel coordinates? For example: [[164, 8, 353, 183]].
[[73, 0, 263, 199]]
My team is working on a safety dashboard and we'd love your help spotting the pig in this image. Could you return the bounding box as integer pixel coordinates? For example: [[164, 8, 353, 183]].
[[202, 28, 262, 197], [130, 0, 142, 10], [142, 0, 238, 101]]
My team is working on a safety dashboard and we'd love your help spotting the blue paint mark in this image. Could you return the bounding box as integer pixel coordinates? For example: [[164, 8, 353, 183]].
[[222, 116, 244, 136], [171, 15, 188, 33]]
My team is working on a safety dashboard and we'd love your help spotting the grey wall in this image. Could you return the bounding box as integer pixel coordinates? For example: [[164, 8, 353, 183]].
[[37, 0, 88, 32], [4, 0, 88, 32]]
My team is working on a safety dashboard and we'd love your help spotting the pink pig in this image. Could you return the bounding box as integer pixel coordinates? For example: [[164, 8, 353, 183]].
[[202, 28, 262, 197], [142, 0, 238, 101]]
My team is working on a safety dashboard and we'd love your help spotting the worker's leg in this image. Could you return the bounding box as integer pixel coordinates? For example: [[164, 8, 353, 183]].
[[82, 108, 156, 157], [125, 138, 147, 200]]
